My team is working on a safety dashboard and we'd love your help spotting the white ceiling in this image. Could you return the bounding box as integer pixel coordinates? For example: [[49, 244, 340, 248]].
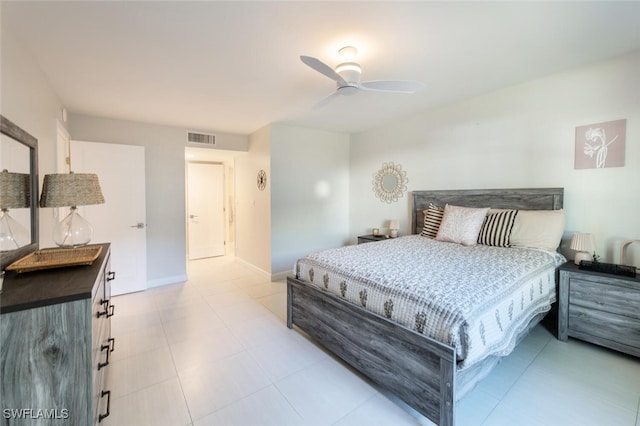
[[3, 1, 640, 136]]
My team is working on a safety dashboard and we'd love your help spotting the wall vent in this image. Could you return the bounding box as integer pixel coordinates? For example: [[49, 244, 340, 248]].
[[187, 131, 216, 146]]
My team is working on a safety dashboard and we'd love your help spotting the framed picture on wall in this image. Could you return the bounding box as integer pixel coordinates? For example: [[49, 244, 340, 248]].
[[574, 119, 626, 169]]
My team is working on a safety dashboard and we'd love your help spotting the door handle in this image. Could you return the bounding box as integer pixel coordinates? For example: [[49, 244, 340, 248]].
[[130, 223, 145, 229], [189, 215, 198, 219]]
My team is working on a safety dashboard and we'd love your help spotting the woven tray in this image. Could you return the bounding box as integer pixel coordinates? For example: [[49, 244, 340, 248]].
[[6, 245, 103, 273]]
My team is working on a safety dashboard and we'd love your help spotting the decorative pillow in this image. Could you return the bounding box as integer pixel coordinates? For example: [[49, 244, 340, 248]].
[[420, 203, 444, 238], [510, 209, 565, 252], [435, 204, 490, 246], [477, 210, 519, 247]]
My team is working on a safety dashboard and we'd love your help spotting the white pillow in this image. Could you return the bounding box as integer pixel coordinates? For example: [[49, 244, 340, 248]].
[[436, 204, 490, 246], [510, 209, 565, 252]]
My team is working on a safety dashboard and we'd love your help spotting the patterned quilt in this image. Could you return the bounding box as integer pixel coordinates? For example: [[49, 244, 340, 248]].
[[295, 235, 566, 369]]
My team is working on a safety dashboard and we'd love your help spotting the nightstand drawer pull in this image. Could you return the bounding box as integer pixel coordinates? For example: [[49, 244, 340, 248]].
[[107, 271, 116, 281]]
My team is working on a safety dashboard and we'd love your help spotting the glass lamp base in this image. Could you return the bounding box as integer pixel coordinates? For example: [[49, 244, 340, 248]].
[[0, 210, 30, 252], [54, 207, 93, 248]]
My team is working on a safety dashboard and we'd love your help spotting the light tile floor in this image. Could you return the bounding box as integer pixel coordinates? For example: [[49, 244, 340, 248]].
[[104, 256, 640, 426]]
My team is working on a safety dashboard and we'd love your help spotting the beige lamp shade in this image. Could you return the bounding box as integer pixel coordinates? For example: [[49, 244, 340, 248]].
[[0, 169, 30, 209], [40, 173, 105, 208]]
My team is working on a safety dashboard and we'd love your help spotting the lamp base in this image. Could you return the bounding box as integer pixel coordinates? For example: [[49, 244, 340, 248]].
[[54, 207, 93, 248], [0, 210, 29, 252], [574, 251, 592, 265]]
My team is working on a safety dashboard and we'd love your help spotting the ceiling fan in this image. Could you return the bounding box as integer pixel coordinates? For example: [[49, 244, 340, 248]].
[[300, 46, 425, 107]]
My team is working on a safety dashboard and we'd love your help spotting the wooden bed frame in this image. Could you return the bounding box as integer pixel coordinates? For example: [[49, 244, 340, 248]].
[[287, 188, 564, 426]]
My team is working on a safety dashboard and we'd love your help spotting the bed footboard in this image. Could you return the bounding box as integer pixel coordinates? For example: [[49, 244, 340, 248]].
[[287, 276, 456, 426]]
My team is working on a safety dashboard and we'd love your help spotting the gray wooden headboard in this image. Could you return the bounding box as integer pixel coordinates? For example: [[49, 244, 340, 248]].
[[412, 188, 564, 235]]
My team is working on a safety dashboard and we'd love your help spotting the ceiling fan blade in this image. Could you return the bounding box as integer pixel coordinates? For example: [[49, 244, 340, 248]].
[[313, 91, 341, 109], [300, 55, 346, 85], [359, 80, 425, 93]]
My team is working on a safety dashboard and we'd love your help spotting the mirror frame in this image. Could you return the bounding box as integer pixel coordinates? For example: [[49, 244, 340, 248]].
[[372, 162, 408, 204], [1, 115, 39, 270]]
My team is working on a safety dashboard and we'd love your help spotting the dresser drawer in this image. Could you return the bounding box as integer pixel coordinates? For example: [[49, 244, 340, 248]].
[[568, 277, 640, 320]]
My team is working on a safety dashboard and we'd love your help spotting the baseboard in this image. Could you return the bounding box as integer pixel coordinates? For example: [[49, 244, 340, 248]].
[[146, 274, 188, 289], [234, 258, 271, 280], [271, 270, 292, 282], [232, 258, 292, 282]]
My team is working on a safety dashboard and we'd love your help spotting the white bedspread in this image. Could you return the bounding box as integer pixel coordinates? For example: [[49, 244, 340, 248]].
[[295, 235, 565, 369]]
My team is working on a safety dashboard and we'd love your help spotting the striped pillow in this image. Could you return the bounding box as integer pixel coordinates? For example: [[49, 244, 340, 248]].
[[477, 210, 518, 247], [420, 203, 444, 238]]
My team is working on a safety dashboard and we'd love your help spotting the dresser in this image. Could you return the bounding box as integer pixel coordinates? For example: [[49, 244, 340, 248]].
[[558, 261, 640, 357], [0, 243, 115, 424]]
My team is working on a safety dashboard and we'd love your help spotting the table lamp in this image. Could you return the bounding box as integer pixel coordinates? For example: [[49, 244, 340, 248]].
[[389, 219, 399, 238], [570, 232, 595, 265], [40, 172, 105, 248]]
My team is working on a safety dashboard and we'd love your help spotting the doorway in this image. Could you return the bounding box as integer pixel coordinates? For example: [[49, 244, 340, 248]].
[[186, 162, 225, 259], [185, 147, 236, 260]]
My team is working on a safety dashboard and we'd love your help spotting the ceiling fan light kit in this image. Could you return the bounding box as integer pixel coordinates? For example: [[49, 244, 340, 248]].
[[301, 46, 424, 107], [338, 46, 358, 61], [335, 62, 362, 87]]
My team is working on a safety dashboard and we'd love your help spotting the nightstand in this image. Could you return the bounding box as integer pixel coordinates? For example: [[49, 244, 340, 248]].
[[357, 234, 388, 244], [558, 261, 640, 357]]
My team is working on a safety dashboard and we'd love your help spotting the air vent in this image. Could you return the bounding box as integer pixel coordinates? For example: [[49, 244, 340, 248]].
[[187, 131, 216, 146]]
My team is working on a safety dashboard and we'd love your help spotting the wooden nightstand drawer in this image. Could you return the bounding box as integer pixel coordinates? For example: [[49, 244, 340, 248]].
[[568, 277, 640, 319], [569, 304, 640, 350]]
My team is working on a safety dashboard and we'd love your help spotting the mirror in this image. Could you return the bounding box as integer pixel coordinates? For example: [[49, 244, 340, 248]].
[[0, 115, 38, 270], [372, 162, 408, 203], [382, 174, 399, 192]]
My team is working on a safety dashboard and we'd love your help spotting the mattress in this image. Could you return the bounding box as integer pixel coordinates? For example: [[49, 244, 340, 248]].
[[295, 235, 566, 369]]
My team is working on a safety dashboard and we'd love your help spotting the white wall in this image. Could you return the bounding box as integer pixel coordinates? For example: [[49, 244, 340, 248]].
[[270, 124, 350, 276], [69, 114, 249, 286], [235, 125, 272, 274], [350, 51, 640, 265], [1, 21, 65, 248]]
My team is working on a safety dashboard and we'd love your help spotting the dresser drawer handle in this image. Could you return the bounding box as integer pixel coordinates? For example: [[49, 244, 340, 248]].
[[98, 344, 111, 370], [97, 299, 109, 318], [107, 271, 116, 281], [107, 304, 115, 318], [98, 390, 111, 422], [108, 337, 115, 353]]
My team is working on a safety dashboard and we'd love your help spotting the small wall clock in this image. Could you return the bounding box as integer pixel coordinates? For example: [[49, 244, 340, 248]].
[[257, 169, 267, 191]]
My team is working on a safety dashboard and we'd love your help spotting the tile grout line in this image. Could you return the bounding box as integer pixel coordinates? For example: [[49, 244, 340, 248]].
[[480, 331, 554, 425]]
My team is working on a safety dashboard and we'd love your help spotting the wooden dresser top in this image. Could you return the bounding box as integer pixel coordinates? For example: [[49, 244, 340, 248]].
[[1, 243, 110, 314]]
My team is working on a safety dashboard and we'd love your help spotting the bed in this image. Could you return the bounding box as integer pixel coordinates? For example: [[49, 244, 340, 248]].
[[287, 188, 565, 426]]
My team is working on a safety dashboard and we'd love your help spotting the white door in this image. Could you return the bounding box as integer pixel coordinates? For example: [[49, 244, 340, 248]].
[[71, 140, 147, 295], [187, 162, 225, 259]]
